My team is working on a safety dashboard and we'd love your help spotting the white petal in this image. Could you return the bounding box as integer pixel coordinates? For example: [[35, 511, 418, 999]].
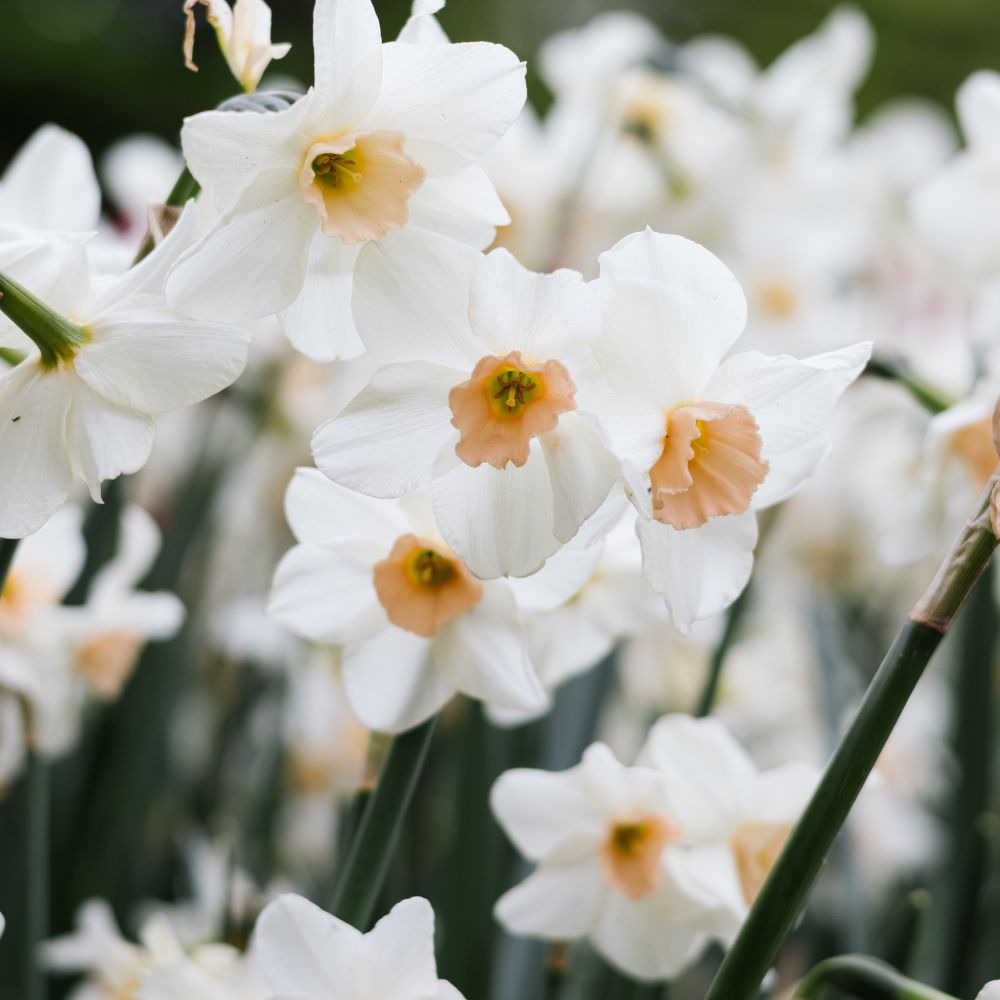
[[598, 230, 746, 371], [180, 97, 313, 215], [352, 229, 480, 367], [469, 250, 598, 358], [636, 511, 757, 633], [0, 125, 100, 232], [703, 342, 872, 508], [749, 762, 819, 824], [312, 362, 458, 498], [66, 377, 154, 502], [431, 445, 557, 579], [312, 0, 383, 126], [958, 71, 1000, 149], [636, 715, 756, 839], [75, 309, 249, 415], [363, 898, 439, 997], [342, 626, 453, 733], [595, 275, 732, 411], [490, 764, 607, 860], [165, 191, 316, 322], [363, 41, 526, 168], [279, 233, 363, 362], [285, 467, 409, 546], [507, 541, 603, 614], [494, 861, 607, 939], [540, 413, 619, 545], [407, 166, 509, 250], [268, 542, 383, 646], [254, 894, 360, 997], [0, 363, 73, 539], [432, 583, 545, 713]]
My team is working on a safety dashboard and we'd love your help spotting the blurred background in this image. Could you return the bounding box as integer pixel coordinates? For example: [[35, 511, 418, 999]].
[[4, 0, 1000, 168]]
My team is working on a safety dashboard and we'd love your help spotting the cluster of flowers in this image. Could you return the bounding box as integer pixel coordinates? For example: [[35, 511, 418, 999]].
[[2, 0, 999, 994]]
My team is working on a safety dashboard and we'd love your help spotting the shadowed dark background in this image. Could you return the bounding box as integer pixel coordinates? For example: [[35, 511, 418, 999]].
[[3, 0, 1000, 171]]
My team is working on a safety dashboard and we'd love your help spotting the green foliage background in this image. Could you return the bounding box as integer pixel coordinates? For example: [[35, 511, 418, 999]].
[[3, 0, 1000, 171]]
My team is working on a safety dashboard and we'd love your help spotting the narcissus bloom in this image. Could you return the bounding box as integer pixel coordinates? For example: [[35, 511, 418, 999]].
[[592, 229, 871, 631], [0, 207, 249, 538], [312, 230, 620, 578], [253, 895, 465, 999], [491, 734, 742, 982], [167, 0, 523, 361], [268, 468, 546, 733], [184, 0, 291, 93]]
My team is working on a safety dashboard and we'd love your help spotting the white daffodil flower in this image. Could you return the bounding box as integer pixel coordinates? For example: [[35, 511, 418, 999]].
[[184, 0, 291, 93], [0, 206, 249, 538], [913, 71, 1000, 277], [167, 0, 524, 362], [268, 468, 546, 733], [252, 894, 465, 1000], [592, 229, 871, 631], [636, 715, 818, 913], [312, 229, 620, 579], [491, 735, 744, 982], [978, 982, 1000, 1000]]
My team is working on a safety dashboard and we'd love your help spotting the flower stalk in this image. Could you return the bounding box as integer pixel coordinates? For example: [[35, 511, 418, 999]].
[[23, 751, 50, 1000], [795, 955, 959, 1000], [329, 717, 437, 930], [704, 469, 1000, 1000], [0, 272, 89, 369]]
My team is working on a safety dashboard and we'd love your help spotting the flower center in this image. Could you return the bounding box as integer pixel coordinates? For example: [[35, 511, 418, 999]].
[[952, 416, 998, 490], [649, 401, 769, 531], [373, 534, 483, 638], [449, 351, 577, 469], [76, 630, 144, 700], [729, 820, 793, 905], [299, 131, 426, 245], [0, 567, 58, 634], [601, 813, 684, 900]]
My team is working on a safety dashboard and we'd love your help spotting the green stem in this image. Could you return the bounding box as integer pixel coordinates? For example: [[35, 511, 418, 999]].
[[864, 357, 955, 415], [24, 752, 49, 1000], [0, 537, 20, 590], [0, 271, 89, 369], [704, 475, 1000, 1000], [0, 346, 24, 367], [796, 955, 958, 1000], [696, 583, 751, 717], [132, 167, 201, 265], [329, 718, 437, 930]]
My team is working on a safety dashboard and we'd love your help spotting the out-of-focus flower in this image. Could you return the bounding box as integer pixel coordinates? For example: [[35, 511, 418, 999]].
[[913, 71, 1000, 278], [183, 0, 291, 92], [592, 228, 870, 631], [268, 468, 546, 732], [0, 207, 249, 537], [977, 981, 1000, 1000], [492, 728, 740, 981], [168, 0, 523, 361], [312, 231, 619, 578], [252, 894, 465, 999]]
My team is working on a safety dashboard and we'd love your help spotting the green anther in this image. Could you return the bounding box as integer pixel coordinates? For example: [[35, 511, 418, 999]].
[[410, 549, 453, 589], [0, 272, 90, 370], [312, 151, 362, 188], [493, 369, 537, 410]]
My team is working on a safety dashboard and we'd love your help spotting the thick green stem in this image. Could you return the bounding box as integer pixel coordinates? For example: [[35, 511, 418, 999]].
[[704, 475, 999, 1000], [0, 272, 89, 369], [864, 357, 955, 415], [24, 752, 49, 1000], [796, 955, 958, 1000], [329, 718, 437, 930]]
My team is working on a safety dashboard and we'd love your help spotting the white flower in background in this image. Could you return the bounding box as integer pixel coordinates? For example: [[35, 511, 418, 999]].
[[977, 981, 1000, 1000], [252, 894, 465, 999], [167, 0, 523, 361], [43, 899, 261, 1000], [268, 468, 546, 733], [491, 733, 743, 981], [0, 125, 100, 352], [636, 715, 818, 911], [592, 229, 870, 631], [312, 230, 619, 578], [184, 0, 291, 93], [913, 71, 1000, 277], [0, 206, 249, 538]]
